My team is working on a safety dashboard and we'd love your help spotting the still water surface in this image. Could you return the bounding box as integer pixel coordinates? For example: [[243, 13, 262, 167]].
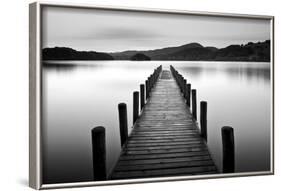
[[42, 61, 271, 184]]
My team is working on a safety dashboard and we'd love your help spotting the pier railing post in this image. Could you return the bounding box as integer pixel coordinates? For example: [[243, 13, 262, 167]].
[[133, 91, 139, 124], [140, 84, 145, 109], [191, 89, 197, 120], [145, 80, 149, 100], [183, 79, 187, 97], [200, 101, 207, 141], [91, 126, 106, 181], [118, 103, 128, 146], [186, 84, 191, 107], [180, 75, 184, 92], [221, 126, 235, 173], [148, 77, 151, 97]]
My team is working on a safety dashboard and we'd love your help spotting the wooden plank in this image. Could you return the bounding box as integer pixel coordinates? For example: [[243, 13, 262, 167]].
[[125, 143, 206, 151], [130, 133, 199, 138], [124, 147, 208, 155], [118, 155, 211, 165], [131, 130, 198, 134], [111, 166, 217, 179], [127, 136, 201, 141], [120, 151, 211, 161], [115, 160, 215, 171], [131, 132, 198, 136], [127, 140, 203, 147], [133, 128, 197, 132], [128, 138, 205, 144]]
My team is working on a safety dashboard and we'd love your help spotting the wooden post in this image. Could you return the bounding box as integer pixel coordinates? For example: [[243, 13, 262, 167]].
[[118, 103, 128, 146], [183, 79, 187, 97], [200, 101, 207, 141], [222, 126, 235, 173], [133, 91, 139, 124], [91, 126, 106, 181], [148, 77, 151, 98], [151, 74, 154, 87], [153, 69, 156, 83], [140, 84, 145, 109], [186, 84, 191, 106], [145, 80, 148, 100], [191, 89, 197, 120], [179, 75, 183, 91]]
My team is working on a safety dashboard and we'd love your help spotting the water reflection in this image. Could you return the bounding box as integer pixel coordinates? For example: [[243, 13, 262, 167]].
[[175, 62, 269, 83], [42, 61, 271, 184], [175, 62, 271, 173]]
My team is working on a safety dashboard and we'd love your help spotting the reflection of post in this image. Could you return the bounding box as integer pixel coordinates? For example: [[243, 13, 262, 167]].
[[191, 89, 197, 120], [118, 103, 128, 146], [133, 91, 139, 124], [91, 126, 106, 180], [200, 101, 207, 141], [222, 126, 235, 173]]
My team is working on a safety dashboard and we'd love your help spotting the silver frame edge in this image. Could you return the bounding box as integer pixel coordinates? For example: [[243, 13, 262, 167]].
[[29, 1, 274, 190], [29, 2, 42, 190]]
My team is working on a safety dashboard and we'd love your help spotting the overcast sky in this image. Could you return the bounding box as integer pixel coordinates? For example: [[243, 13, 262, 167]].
[[42, 6, 271, 52]]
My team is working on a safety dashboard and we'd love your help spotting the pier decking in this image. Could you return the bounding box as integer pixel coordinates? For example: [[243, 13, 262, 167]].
[[110, 69, 217, 180]]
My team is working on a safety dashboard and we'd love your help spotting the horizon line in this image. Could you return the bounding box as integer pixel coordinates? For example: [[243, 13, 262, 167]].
[[42, 39, 270, 53]]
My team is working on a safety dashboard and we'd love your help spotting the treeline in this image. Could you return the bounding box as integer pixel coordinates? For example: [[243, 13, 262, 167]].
[[42, 47, 114, 60]]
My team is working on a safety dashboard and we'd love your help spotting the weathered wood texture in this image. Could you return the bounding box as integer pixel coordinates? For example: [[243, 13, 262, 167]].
[[111, 70, 217, 180]]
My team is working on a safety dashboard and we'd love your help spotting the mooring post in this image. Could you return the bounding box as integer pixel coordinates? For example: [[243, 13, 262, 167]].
[[183, 79, 187, 97], [221, 126, 235, 173], [133, 91, 139, 124], [151, 73, 154, 86], [148, 77, 151, 97], [147, 77, 150, 94], [200, 101, 207, 141], [180, 75, 183, 92], [191, 89, 197, 120], [153, 69, 156, 83], [118, 103, 128, 146], [91, 126, 106, 181], [150, 74, 153, 87], [140, 84, 145, 109], [150, 74, 153, 88], [186, 84, 191, 107], [145, 80, 148, 100]]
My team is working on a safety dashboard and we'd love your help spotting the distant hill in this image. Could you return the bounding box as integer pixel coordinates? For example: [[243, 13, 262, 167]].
[[110, 40, 270, 62], [131, 53, 151, 61], [214, 41, 270, 61], [42, 47, 114, 60], [111, 43, 204, 60]]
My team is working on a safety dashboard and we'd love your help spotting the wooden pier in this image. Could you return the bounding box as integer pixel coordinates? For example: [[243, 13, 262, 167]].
[[109, 67, 218, 180], [91, 65, 235, 181]]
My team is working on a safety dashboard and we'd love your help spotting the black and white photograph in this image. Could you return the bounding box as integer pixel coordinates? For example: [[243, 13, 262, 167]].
[[37, 3, 273, 186]]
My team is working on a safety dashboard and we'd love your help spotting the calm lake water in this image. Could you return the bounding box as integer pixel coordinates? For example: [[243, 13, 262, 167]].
[[42, 61, 271, 184]]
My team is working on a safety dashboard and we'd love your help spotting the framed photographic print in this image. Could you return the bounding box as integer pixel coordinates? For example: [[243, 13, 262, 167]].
[[29, 1, 274, 189]]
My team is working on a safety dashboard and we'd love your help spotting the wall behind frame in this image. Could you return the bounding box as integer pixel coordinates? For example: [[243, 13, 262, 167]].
[[0, 0, 279, 191]]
